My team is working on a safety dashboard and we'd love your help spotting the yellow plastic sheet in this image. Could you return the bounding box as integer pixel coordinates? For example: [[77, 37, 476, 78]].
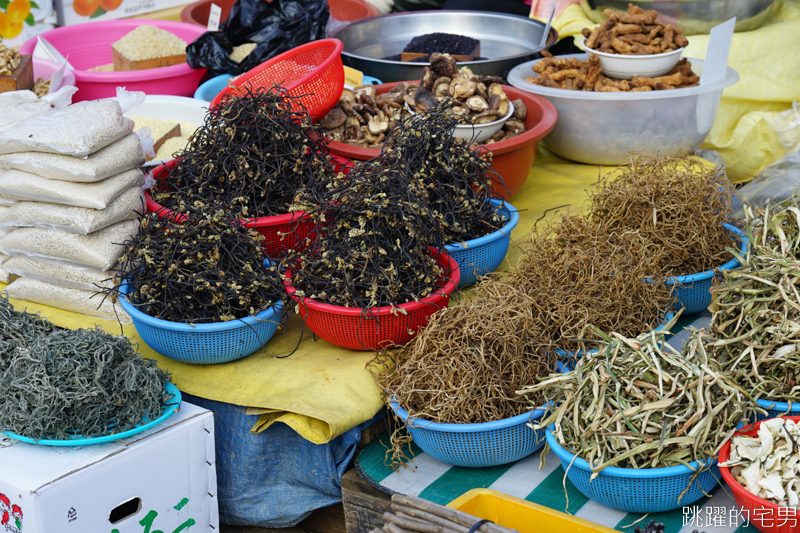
[[0, 148, 703, 444], [548, 0, 800, 182]]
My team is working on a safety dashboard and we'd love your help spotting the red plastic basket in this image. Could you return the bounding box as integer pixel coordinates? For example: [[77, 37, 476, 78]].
[[284, 248, 461, 351], [719, 416, 800, 533], [209, 38, 345, 119], [144, 159, 320, 258]]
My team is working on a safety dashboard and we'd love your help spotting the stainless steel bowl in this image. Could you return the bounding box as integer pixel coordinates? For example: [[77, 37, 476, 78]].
[[331, 10, 558, 83], [583, 0, 776, 35]]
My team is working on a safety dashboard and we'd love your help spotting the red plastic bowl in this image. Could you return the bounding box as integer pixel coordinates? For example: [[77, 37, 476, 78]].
[[719, 416, 800, 533], [180, 0, 379, 26], [210, 38, 344, 120], [144, 159, 319, 258], [326, 82, 557, 200], [284, 247, 460, 351], [20, 20, 207, 102]]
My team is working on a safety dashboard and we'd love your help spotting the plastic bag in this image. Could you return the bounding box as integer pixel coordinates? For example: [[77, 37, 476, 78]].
[[0, 133, 146, 183], [0, 99, 134, 157], [0, 187, 144, 234], [186, 0, 330, 76], [0, 168, 144, 209], [5, 277, 131, 323], [769, 102, 800, 155], [3, 256, 114, 291], [732, 151, 800, 219], [0, 86, 78, 134], [0, 219, 139, 271]]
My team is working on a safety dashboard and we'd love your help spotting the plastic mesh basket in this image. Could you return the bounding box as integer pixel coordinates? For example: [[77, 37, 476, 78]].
[[210, 38, 344, 119], [284, 248, 460, 351], [664, 224, 748, 314], [445, 199, 519, 288], [391, 401, 547, 468], [754, 399, 800, 422], [546, 428, 719, 513], [119, 266, 284, 364]]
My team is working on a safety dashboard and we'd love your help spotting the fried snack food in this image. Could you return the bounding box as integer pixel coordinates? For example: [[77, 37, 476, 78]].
[[581, 3, 688, 55], [525, 53, 699, 92]]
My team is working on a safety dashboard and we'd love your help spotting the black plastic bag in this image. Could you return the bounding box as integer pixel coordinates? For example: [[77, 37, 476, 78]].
[[187, 0, 330, 76]]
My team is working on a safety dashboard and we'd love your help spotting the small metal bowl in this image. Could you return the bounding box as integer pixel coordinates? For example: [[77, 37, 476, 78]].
[[580, 37, 684, 80], [331, 10, 557, 83]]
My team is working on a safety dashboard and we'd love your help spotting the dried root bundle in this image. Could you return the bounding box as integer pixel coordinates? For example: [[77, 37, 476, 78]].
[[0, 294, 171, 440], [587, 155, 735, 276], [519, 318, 759, 479], [113, 208, 285, 324], [151, 85, 335, 219], [708, 199, 800, 403]]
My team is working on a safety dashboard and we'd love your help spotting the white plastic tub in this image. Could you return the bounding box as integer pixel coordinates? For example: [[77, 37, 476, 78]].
[[579, 36, 683, 80], [507, 55, 738, 166]]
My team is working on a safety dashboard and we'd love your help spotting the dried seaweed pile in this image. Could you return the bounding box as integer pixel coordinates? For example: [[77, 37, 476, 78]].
[[113, 208, 285, 323], [519, 319, 759, 478], [150, 85, 335, 219], [288, 108, 504, 309], [587, 156, 735, 276], [0, 294, 170, 440], [706, 199, 800, 404]]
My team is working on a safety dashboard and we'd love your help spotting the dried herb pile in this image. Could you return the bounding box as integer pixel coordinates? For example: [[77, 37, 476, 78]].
[[113, 207, 285, 324], [518, 318, 760, 479], [288, 108, 505, 310], [150, 85, 335, 219], [0, 294, 171, 440], [706, 198, 800, 404], [587, 156, 735, 276]]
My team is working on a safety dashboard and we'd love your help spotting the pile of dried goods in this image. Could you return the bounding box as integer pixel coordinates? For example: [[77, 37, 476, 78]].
[[113, 207, 286, 324], [377, 494, 523, 533], [0, 293, 171, 440], [384, 33, 481, 62], [519, 320, 759, 479], [0, 42, 21, 77], [149, 85, 336, 220], [526, 54, 699, 91], [582, 4, 688, 54], [720, 418, 800, 508]]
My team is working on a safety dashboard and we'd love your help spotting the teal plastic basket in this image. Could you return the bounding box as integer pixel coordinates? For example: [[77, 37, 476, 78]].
[[664, 223, 747, 314], [119, 261, 284, 364], [445, 199, 519, 288], [546, 427, 720, 513], [390, 400, 547, 468]]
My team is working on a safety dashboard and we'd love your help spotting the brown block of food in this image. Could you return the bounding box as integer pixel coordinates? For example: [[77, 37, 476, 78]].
[[0, 55, 33, 93], [401, 43, 480, 63], [112, 48, 187, 71]]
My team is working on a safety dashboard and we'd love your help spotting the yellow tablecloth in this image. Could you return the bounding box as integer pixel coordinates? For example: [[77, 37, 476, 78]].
[[0, 147, 633, 444], [547, 0, 800, 182]]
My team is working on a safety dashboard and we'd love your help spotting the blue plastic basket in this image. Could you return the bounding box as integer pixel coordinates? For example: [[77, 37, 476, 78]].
[[546, 427, 719, 513], [389, 400, 546, 468], [5, 383, 181, 446], [754, 399, 800, 421], [555, 312, 674, 372], [119, 262, 284, 364], [663, 223, 748, 315], [445, 199, 520, 288], [194, 74, 234, 102]]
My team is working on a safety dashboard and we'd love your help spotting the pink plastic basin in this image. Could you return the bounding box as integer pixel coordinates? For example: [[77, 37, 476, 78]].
[[20, 20, 207, 102], [32, 57, 77, 89]]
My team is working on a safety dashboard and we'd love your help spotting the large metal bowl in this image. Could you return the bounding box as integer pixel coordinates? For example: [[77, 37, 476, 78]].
[[331, 10, 557, 83], [583, 0, 776, 35]]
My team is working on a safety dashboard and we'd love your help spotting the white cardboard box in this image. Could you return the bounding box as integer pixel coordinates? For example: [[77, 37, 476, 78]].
[[54, 0, 189, 26], [0, 402, 219, 533]]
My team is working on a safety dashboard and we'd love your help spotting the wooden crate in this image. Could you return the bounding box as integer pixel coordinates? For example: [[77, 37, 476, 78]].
[[341, 468, 392, 533], [112, 47, 186, 71], [0, 55, 33, 93], [400, 44, 480, 63]]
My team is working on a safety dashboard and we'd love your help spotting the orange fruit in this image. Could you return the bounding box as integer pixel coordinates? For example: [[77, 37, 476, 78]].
[[7, 0, 30, 23], [99, 0, 122, 11], [0, 13, 8, 37], [72, 0, 99, 17], [3, 19, 22, 38]]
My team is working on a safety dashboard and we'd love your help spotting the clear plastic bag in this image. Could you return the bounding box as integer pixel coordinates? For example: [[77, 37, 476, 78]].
[[0, 253, 11, 283], [0, 219, 139, 270], [0, 99, 134, 157], [732, 151, 800, 219], [0, 168, 144, 209], [4, 277, 131, 322], [0, 133, 146, 183], [3, 256, 114, 291], [769, 102, 800, 155], [0, 187, 144, 234]]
